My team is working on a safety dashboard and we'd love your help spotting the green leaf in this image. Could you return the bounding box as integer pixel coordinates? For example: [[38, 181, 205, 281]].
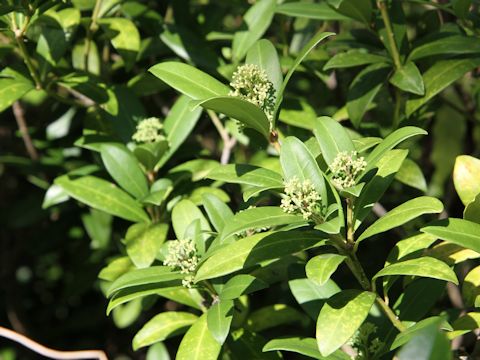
[[107, 266, 182, 297], [448, 312, 480, 339], [427, 242, 480, 266], [133, 312, 198, 350], [149, 62, 229, 100], [206, 164, 283, 189], [324, 50, 389, 70], [0, 68, 34, 113], [464, 194, 480, 223], [346, 63, 391, 127], [246, 39, 282, 96], [391, 316, 447, 350], [42, 184, 69, 209], [389, 61, 425, 95], [134, 141, 169, 171], [99, 256, 134, 282], [406, 57, 480, 116], [263, 337, 350, 360], [246, 304, 309, 332], [98, 18, 140, 71], [276, 2, 348, 20], [172, 199, 211, 245], [280, 136, 327, 202], [421, 218, 480, 253], [453, 155, 480, 206], [176, 314, 221, 360], [395, 158, 427, 192], [357, 196, 443, 243], [202, 193, 234, 233], [100, 143, 148, 200], [362, 126, 427, 177], [195, 96, 270, 137], [408, 35, 480, 61], [316, 290, 376, 356], [125, 223, 168, 269], [207, 299, 234, 345], [146, 342, 170, 360], [373, 257, 458, 284], [355, 149, 408, 226], [229, 329, 282, 359], [220, 274, 268, 300], [306, 254, 346, 286], [462, 265, 480, 307], [55, 175, 150, 223], [395, 317, 451, 360], [277, 32, 335, 113], [195, 231, 326, 281], [313, 116, 355, 165], [220, 206, 305, 242], [232, 0, 277, 61], [156, 95, 203, 169], [328, 0, 372, 23]]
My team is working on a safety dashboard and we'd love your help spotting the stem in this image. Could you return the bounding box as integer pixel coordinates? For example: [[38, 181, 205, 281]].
[[346, 198, 354, 246], [207, 110, 236, 164], [377, 1, 402, 70], [84, 0, 102, 71], [12, 101, 39, 161], [393, 88, 402, 128], [0, 326, 107, 360], [375, 297, 406, 332]]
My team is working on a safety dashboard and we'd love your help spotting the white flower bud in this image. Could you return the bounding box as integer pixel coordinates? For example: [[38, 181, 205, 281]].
[[329, 151, 367, 190], [132, 117, 165, 143], [163, 238, 199, 288], [280, 177, 322, 220]]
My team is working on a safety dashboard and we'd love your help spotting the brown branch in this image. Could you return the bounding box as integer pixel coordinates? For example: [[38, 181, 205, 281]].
[[207, 110, 237, 164], [12, 101, 39, 161], [0, 326, 108, 360]]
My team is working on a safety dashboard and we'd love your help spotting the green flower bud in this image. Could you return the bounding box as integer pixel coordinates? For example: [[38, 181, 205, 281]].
[[330, 151, 367, 190], [280, 177, 322, 220], [132, 117, 165, 143]]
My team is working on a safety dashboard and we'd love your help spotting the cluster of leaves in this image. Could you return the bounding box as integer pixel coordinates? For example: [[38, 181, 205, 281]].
[[1, 0, 480, 359]]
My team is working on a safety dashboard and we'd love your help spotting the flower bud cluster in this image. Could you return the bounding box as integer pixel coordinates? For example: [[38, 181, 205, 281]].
[[348, 322, 384, 360], [280, 177, 322, 220], [329, 151, 367, 190], [132, 117, 165, 143], [163, 238, 199, 288], [228, 64, 276, 123]]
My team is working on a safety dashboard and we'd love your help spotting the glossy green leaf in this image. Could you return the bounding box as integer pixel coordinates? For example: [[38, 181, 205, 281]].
[[195, 96, 270, 137], [395, 158, 427, 192], [448, 312, 480, 339], [277, 32, 335, 113], [306, 254, 346, 286], [316, 290, 376, 356], [346, 63, 391, 127], [125, 223, 168, 269], [207, 299, 234, 345], [172, 199, 211, 245], [328, 0, 372, 23], [313, 116, 355, 165], [232, 0, 276, 61], [0, 68, 34, 112], [134, 141, 169, 171], [362, 126, 427, 177], [220, 206, 305, 242], [276, 2, 348, 20], [107, 266, 182, 297], [99, 256, 134, 282], [389, 61, 425, 95], [220, 274, 268, 300], [324, 50, 388, 70], [357, 196, 443, 243], [55, 175, 150, 223], [462, 265, 480, 307], [422, 218, 480, 253], [133, 312, 198, 350], [206, 164, 283, 189], [100, 143, 148, 200], [98, 18, 140, 70], [386, 233, 437, 265], [391, 316, 446, 350], [146, 342, 170, 360], [464, 194, 480, 223], [373, 257, 458, 284], [202, 193, 233, 233], [263, 337, 350, 360], [406, 57, 480, 116], [149, 62, 229, 100], [453, 155, 480, 206], [176, 314, 221, 360], [396, 317, 451, 360], [280, 136, 327, 202], [195, 231, 326, 281], [408, 35, 480, 61], [246, 39, 282, 95], [229, 329, 282, 359]]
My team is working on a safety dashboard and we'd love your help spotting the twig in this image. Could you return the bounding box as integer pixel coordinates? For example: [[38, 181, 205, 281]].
[[207, 110, 237, 164], [377, 1, 402, 70], [84, 0, 103, 71], [12, 101, 39, 161], [0, 326, 108, 360]]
